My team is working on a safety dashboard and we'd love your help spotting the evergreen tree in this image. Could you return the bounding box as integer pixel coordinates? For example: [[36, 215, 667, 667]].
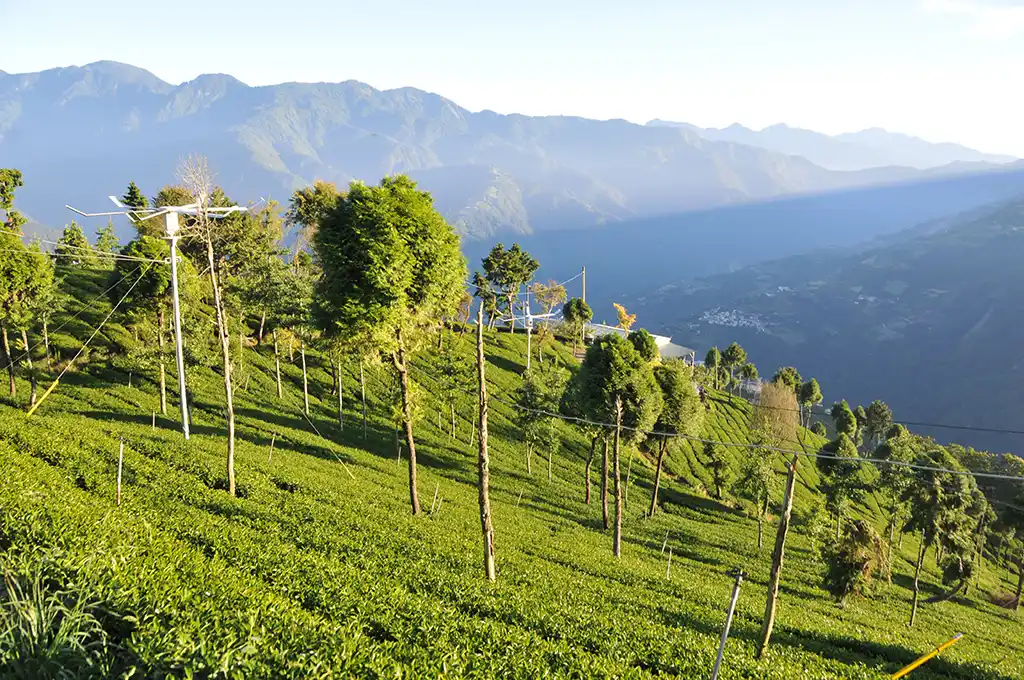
[[54, 221, 92, 265], [95, 220, 120, 253]]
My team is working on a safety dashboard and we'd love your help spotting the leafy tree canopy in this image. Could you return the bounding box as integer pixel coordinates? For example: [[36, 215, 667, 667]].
[[628, 328, 659, 362]]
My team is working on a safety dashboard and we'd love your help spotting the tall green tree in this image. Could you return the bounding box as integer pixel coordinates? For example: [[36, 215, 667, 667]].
[[288, 180, 342, 262], [572, 333, 662, 557], [902, 447, 976, 626], [829, 400, 858, 440], [704, 346, 722, 389], [482, 242, 539, 332], [817, 433, 864, 539], [722, 342, 747, 391], [648, 359, 703, 515], [628, 328, 659, 362], [54, 222, 91, 265], [562, 297, 592, 354], [798, 379, 823, 427], [4, 242, 54, 405], [515, 362, 569, 479], [95, 221, 120, 253], [0, 171, 29, 396], [314, 175, 467, 515], [0, 169, 27, 232], [772, 366, 802, 393], [704, 442, 733, 500], [864, 400, 894, 448], [873, 425, 919, 582]]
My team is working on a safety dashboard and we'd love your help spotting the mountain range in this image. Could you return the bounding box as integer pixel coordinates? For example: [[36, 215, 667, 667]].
[[628, 196, 1024, 452], [646, 120, 1019, 171], [2, 60, 1021, 244]]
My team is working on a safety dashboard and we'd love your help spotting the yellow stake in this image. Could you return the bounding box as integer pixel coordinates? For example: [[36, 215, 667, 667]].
[[891, 633, 963, 679], [26, 378, 60, 417]]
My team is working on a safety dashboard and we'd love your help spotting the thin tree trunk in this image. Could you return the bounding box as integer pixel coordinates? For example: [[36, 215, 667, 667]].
[[20, 329, 36, 407], [336, 361, 343, 432], [394, 329, 421, 515], [757, 454, 799, 659], [273, 329, 282, 399], [451, 403, 456, 440], [289, 335, 294, 362], [476, 305, 496, 581], [585, 436, 596, 504], [613, 397, 624, 558], [258, 311, 266, 344], [158, 308, 167, 416], [42, 317, 52, 370], [1016, 556, 1023, 611], [360, 361, 367, 441], [601, 435, 610, 530], [649, 436, 668, 517], [2, 325, 15, 397], [507, 295, 516, 333], [300, 341, 309, 416], [757, 515, 764, 552], [206, 240, 236, 496], [910, 538, 927, 627], [526, 443, 532, 475]]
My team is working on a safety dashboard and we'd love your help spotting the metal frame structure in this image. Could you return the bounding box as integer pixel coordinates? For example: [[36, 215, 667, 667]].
[[66, 197, 250, 440]]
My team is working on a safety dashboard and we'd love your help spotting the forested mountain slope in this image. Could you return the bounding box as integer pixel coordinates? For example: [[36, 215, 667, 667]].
[[631, 196, 1024, 452]]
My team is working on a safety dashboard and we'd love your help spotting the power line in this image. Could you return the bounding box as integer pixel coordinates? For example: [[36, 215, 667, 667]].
[[407, 362, 1024, 485], [1, 263, 146, 372]]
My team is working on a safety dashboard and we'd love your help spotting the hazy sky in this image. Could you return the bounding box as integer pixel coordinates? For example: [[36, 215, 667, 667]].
[[4, 0, 1024, 155]]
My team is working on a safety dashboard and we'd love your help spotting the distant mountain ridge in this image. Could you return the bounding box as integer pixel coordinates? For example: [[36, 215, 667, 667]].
[[646, 119, 1018, 171], [1, 60, 1017, 241]]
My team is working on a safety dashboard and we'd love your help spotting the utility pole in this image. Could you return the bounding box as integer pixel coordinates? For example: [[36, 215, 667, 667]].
[[582, 266, 586, 304], [525, 297, 532, 372], [166, 211, 190, 440]]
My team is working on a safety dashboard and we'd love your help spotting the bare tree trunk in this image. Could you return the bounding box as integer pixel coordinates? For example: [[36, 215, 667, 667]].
[[2, 324, 15, 397], [42, 317, 52, 370], [910, 538, 927, 627], [450, 403, 456, 440], [757, 454, 799, 659], [1016, 556, 1023, 611], [507, 294, 516, 333], [649, 436, 668, 517], [585, 436, 596, 504], [289, 335, 294, 362], [258, 310, 266, 345], [206, 240, 236, 496], [613, 397, 624, 558], [394, 329, 421, 515], [158, 308, 167, 416], [476, 306, 496, 581], [526, 443, 532, 475], [601, 435, 610, 530], [336, 361, 343, 432], [20, 329, 36, 407], [757, 514, 764, 552], [273, 329, 282, 399], [887, 510, 898, 584], [300, 340, 309, 416], [360, 361, 367, 441]]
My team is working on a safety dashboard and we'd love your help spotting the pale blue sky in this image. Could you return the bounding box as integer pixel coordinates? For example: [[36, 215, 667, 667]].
[[4, 0, 1024, 154]]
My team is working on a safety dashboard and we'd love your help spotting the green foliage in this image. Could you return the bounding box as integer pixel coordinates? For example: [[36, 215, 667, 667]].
[[772, 366, 802, 392], [821, 520, 886, 606], [864, 400, 893, 447], [811, 421, 828, 437], [0, 168, 27, 230], [830, 400, 858, 440], [818, 434, 865, 534], [515, 362, 569, 472], [653, 360, 703, 438], [628, 328, 659, 362], [94, 221, 120, 254], [313, 175, 467, 357], [573, 333, 662, 444], [561, 297, 592, 349], [903, 447, 977, 551], [0, 239, 53, 331], [703, 441, 733, 499], [471, 271, 499, 327], [54, 222, 91, 265], [799, 378, 823, 410], [481, 243, 538, 323], [722, 342, 747, 371]]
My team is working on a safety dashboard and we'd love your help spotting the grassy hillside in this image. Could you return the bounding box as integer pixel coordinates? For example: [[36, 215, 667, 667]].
[[1, 266, 1022, 678]]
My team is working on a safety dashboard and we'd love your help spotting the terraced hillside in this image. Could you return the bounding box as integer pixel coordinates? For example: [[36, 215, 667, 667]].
[[1, 266, 1022, 679]]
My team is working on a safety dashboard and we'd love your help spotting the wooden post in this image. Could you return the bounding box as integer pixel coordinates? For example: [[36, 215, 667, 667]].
[[116, 440, 124, 507], [757, 453, 799, 658], [666, 547, 673, 579], [476, 305, 497, 581], [268, 433, 276, 463], [711, 569, 746, 680], [152, 411, 156, 430]]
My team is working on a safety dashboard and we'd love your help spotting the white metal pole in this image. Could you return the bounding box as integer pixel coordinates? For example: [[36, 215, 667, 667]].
[[711, 569, 746, 680], [166, 212, 190, 440], [526, 300, 532, 372]]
